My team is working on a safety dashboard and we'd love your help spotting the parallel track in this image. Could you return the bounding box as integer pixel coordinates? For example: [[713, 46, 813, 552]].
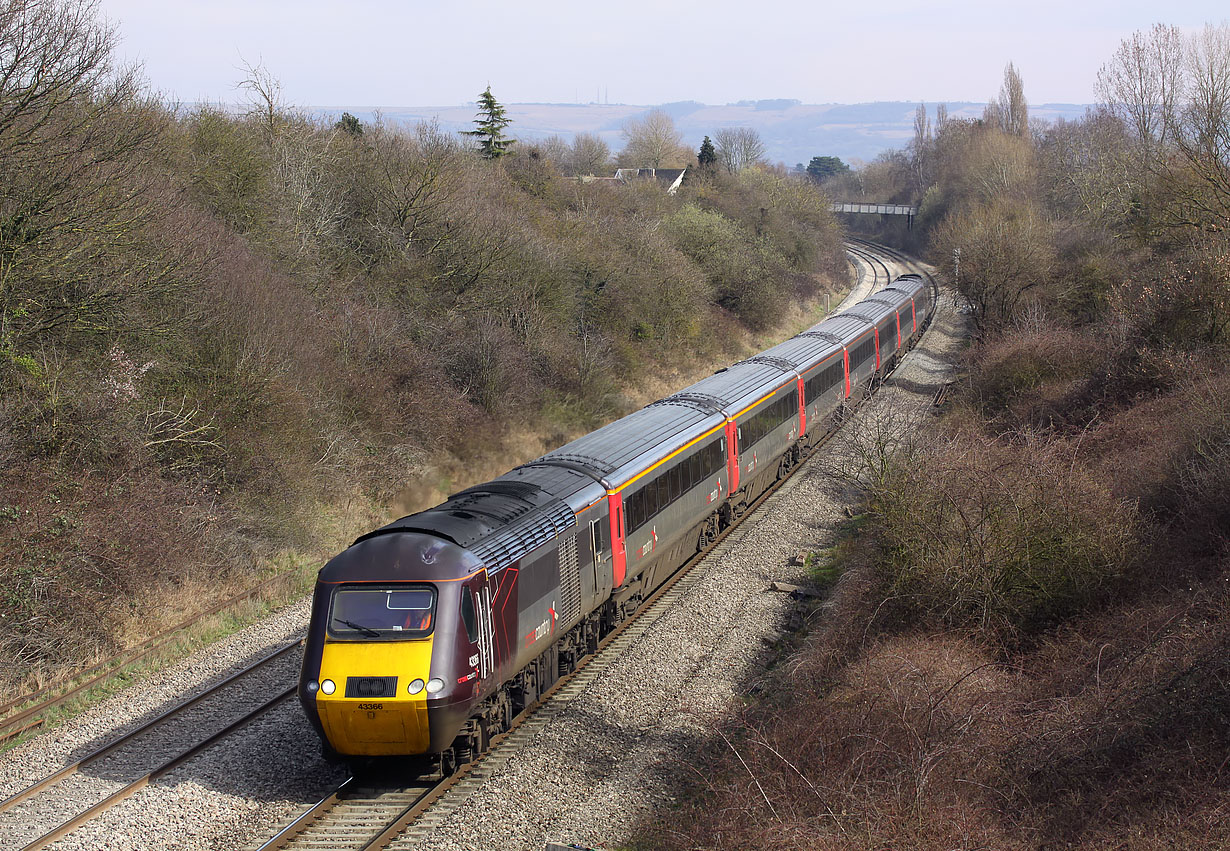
[[0, 567, 312, 747], [845, 242, 894, 290], [257, 239, 927, 851], [0, 639, 303, 851]]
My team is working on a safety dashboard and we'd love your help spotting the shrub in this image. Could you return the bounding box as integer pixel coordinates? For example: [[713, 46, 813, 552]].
[[964, 324, 1106, 432], [871, 432, 1137, 642]]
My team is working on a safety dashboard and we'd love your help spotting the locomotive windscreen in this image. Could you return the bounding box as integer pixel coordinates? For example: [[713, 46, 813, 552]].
[[328, 585, 436, 638]]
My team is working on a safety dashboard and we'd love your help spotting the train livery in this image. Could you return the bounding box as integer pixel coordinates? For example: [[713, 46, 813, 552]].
[[298, 272, 935, 768]]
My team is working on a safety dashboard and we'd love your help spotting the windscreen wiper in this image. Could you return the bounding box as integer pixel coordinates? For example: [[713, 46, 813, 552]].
[[333, 618, 380, 638]]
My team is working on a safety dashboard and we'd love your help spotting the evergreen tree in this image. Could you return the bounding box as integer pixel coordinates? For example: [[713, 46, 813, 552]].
[[806, 155, 849, 181], [697, 135, 717, 169], [335, 111, 363, 137], [464, 86, 515, 159]]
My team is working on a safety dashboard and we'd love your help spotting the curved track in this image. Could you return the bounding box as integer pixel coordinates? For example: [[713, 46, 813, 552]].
[[256, 239, 939, 851], [844, 242, 893, 296]]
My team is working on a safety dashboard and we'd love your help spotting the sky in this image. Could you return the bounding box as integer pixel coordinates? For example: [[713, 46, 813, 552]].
[[98, 0, 1227, 108]]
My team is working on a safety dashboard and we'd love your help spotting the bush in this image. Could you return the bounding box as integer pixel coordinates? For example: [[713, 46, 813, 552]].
[[964, 324, 1106, 432], [871, 432, 1137, 642], [635, 635, 1014, 851]]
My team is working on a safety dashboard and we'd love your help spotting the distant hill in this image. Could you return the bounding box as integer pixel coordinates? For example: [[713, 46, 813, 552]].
[[315, 100, 1094, 166]]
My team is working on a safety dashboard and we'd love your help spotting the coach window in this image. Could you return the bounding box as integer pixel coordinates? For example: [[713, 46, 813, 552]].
[[628, 491, 643, 533]]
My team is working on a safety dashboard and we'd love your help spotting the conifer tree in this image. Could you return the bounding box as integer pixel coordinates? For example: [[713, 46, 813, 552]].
[[697, 136, 717, 169], [335, 111, 364, 137], [464, 86, 515, 159]]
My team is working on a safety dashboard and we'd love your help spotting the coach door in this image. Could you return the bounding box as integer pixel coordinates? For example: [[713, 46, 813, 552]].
[[470, 574, 495, 683], [589, 516, 612, 601]]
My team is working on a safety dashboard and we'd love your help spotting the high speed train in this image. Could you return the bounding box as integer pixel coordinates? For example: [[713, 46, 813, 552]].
[[298, 272, 934, 769]]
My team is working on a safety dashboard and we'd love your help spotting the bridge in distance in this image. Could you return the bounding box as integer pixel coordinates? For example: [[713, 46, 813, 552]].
[[831, 202, 918, 228]]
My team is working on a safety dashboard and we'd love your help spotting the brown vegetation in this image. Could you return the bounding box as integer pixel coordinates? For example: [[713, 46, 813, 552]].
[[635, 24, 1230, 850]]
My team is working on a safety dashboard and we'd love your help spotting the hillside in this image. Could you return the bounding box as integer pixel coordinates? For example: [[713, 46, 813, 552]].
[[633, 35, 1230, 851], [318, 100, 1095, 167]]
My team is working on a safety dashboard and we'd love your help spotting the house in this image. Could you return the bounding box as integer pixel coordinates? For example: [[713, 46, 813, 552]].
[[613, 167, 687, 195]]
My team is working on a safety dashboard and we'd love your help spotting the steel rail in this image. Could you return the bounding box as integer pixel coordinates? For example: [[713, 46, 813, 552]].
[[0, 566, 313, 743], [254, 776, 358, 851], [18, 687, 296, 851], [845, 243, 892, 289], [0, 638, 303, 817]]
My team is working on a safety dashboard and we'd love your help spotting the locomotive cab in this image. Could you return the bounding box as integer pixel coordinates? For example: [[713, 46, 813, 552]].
[[299, 530, 489, 760]]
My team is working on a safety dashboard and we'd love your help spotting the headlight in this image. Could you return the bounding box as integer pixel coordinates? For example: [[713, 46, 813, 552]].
[[426, 677, 445, 694], [306, 680, 319, 693], [321, 679, 336, 695], [407, 678, 425, 695]]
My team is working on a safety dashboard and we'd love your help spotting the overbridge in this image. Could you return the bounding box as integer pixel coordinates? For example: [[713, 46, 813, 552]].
[[831, 202, 918, 228]]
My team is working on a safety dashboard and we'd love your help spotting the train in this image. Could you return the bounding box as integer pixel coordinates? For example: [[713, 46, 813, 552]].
[[298, 270, 935, 770]]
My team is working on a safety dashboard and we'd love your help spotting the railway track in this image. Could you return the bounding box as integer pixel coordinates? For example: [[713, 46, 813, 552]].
[[848, 237, 934, 284], [0, 639, 304, 851], [0, 566, 312, 748], [256, 239, 932, 851], [845, 241, 894, 290]]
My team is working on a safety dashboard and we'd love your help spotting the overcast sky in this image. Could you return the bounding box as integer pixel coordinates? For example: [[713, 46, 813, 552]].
[[99, 1, 1226, 108]]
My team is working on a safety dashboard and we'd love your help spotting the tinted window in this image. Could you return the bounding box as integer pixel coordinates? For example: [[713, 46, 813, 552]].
[[460, 590, 478, 642]]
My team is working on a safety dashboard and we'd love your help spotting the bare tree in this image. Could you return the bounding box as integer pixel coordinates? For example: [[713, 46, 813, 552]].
[[618, 109, 690, 168], [0, 0, 179, 352], [1040, 111, 1136, 225], [569, 132, 610, 176], [1171, 23, 1230, 227], [1097, 22, 1230, 230], [714, 126, 767, 173], [237, 56, 285, 139], [1096, 23, 1183, 157], [535, 134, 571, 169], [998, 62, 1029, 137], [931, 197, 1055, 334], [910, 103, 932, 193], [357, 119, 467, 265]]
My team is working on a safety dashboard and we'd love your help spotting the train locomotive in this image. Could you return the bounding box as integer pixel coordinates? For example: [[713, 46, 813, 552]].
[[298, 272, 935, 769]]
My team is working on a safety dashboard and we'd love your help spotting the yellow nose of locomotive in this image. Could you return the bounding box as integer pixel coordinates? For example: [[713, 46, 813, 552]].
[[310, 638, 434, 756]]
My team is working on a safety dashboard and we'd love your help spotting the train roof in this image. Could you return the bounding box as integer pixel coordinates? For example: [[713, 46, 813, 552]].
[[842, 299, 897, 325], [319, 531, 486, 584], [533, 401, 725, 490], [883, 276, 927, 298], [753, 334, 845, 373], [807, 314, 876, 345], [350, 464, 606, 576], [672, 360, 795, 418], [876, 285, 919, 308]]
